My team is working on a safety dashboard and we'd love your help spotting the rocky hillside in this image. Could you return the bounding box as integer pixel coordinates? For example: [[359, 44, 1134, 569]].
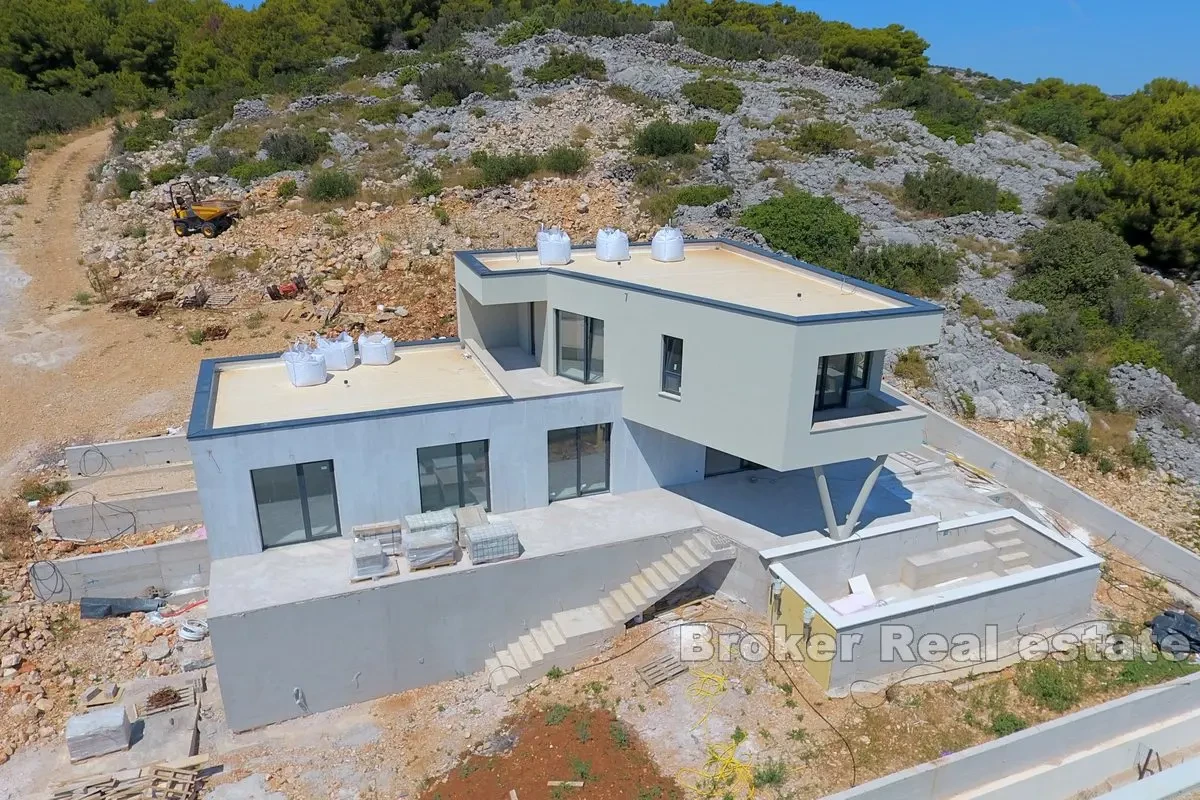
[[78, 22, 1200, 486]]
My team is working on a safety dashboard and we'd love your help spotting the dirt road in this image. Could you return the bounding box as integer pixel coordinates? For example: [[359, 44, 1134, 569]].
[[0, 130, 237, 486]]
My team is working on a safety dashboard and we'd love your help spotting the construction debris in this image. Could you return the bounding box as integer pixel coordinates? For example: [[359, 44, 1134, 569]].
[[65, 705, 131, 762], [49, 760, 207, 800]]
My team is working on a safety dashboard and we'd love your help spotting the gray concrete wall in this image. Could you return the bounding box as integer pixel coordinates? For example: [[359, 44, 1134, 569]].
[[51, 489, 202, 540], [191, 388, 701, 560], [892, 384, 1200, 596], [457, 255, 942, 472], [210, 528, 716, 731], [824, 672, 1200, 800], [66, 435, 191, 479], [456, 287, 521, 350], [30, 538, 210, 603], [829, 566, 1098, 689]]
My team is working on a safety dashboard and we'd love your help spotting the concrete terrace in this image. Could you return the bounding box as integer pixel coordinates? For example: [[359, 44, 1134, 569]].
[[471, 241, 906, 318], [207, 448, 1019, 617]]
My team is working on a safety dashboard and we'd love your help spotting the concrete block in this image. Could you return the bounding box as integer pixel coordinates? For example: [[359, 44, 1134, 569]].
[[66, 705, 131, 761]]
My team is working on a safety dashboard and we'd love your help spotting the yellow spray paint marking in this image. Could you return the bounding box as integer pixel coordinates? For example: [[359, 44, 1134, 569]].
[[676, 669, 759, 799]]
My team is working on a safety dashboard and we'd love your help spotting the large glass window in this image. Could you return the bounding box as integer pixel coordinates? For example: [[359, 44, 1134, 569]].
[[556, 310, 604, 383], [704, 448, 763, 477], [251, 460, 340, 549], [417, 440, 490, 512], [662, 335, 683, 396], [814, 352, 871, 411], [548, 424, 611, 502]]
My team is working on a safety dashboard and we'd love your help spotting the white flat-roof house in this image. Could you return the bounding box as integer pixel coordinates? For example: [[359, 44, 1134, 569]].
[[193, 237, 1077, 732]]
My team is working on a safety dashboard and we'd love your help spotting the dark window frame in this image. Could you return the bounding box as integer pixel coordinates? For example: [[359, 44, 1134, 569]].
[[555, 309, 605, 384], [814, 351, 871, 411], [547, 423, 612, 503], [251, 460, 341, 549], [849, 351, 872, 390], [416, 440, 491, 513], [661, 335, 684, 396]]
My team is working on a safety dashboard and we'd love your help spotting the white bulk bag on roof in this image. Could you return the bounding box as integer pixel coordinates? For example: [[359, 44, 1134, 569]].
[[281, 343, 327, 387], [357, 332, 395, 365], [315, 332, 356, 371], [536, 226, 572, 266], [595, 227, 630, 262], [651, 226, 685, 262]]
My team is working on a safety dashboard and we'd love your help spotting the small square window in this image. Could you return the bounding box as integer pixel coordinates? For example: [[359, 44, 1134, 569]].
[[662, 336, 683, 396]]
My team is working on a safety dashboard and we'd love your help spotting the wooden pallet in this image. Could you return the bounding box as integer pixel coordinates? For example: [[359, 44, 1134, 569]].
[[636, 653, 688, 688], [50, 765, 202, 800]]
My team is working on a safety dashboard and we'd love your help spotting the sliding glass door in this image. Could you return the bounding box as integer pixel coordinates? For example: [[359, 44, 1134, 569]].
[[548, 424, 611, 502], [416, 439, 490, 512], [251, 460, 340, 549], [556, 310, 605, 383]]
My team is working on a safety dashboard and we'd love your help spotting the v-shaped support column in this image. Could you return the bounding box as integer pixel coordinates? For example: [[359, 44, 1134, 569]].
[[812, 454, 889, 540]]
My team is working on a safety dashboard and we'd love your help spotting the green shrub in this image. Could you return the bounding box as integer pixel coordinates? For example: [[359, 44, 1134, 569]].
[[675, 184, 732, 206], [1106, 336, 1165, 370], [902, 166, 1011, 216], [1012, 221, 1135, 310], [0, 153, 22, 184], [470, 105, 486, 118], [741, 190, 860, 269], [1125, 438, 1155, 468], [277, 179, 298, 199], [192, 148, 239, 176], [843, 244, 960, 298], [882, 74, 985, 143], [688, 119, 719, 145], [1098, 455, 1115, 474], [542, 145, 588, 176], [634, 120, 696, 157], [417, 60, 513, 106], [998, 191, 1022, 213], [115, 170, 143, 198], [473, 151, 540, 186], [821, 23, 930, 79], [1017, 660, 1082, 711], [1058, 360, 1117, 410], [525, 49, 606, 84], [306, 169, 359, 200], [752, 758, 788, 788], [262, 130, 326, 166], [606, 84, 662, 110], [229, 159, 284, 184], [410, 167, 443, 196], [497, 17, 545, 46], [894, 348, 933, 386], [18, 478, 70, 503], [787, 121, 858, 155], [1060, 421, 1093, 455], [117, 114, 174, 153], [559, 12, 652, 38], [147, 163, 184, 186], [990, 712, 1028, 737], [679, 24, 819, 64], [681, 79, 743, 113], [1013, 312, 1087, 358], [1039, 172, 1110, 223], [358, 99, 420, 124]]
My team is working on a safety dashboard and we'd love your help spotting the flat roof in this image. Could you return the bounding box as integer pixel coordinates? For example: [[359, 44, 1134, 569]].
[[207, 342, 506, 431], [463, 239, 920, 319]]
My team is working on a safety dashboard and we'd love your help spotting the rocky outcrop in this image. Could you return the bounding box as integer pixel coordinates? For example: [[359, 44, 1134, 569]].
[[1110, 363, 1200, 482]]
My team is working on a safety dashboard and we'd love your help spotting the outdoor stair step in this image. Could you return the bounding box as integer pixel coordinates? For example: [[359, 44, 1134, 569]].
[[1006, 564, 1035, 574], [541, 619, 567, 647], [985, 523, 1020, 538], [553, 606, 612, 638], [518, 634, 545, 664], [495, 649, 520, 674], [530, 626, 555, 654], [631, 574, 657, 600], [507, 644, 532, 671], [684, 536, 711, 561], [620, 582, 646, 608], [991, 537, 1024, 550], [998, 551, 1030, 566], [662, 553, 688, 576], [611, 587, 636, 615], [641, 567, 668, 593], [650, 560, 678, 584], [672, 545, 701, 569], [598, 596, 626, 623]]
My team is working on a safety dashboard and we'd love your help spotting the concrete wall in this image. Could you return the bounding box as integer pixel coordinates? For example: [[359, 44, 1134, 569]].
[[456, 255, 942, 472], [51, 489, 202, 540], [30, 538, 210, 603], [66, 435, 191, 479], [210, 528, 713, 731], [191, 388, 704, 560], [825, 672, 1200, 800], [892, 384, 1200, 596]]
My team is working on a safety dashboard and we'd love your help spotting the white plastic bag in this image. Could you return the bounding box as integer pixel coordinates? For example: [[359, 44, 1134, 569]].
[[595, 227, 630, 262], [537, 226, 572, 266], [358, 332, 395, 365], [281, 343, 327, 387], [651, 226, 685, 262], [315, 331, 356, 371]]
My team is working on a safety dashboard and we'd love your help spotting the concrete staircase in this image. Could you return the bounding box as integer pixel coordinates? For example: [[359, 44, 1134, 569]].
[[985, 521, 1033, 574], [484, 531, 736, 693]]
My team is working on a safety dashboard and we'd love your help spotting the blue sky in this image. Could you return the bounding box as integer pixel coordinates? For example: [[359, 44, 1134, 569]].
[[226, 0, 1199, 93]]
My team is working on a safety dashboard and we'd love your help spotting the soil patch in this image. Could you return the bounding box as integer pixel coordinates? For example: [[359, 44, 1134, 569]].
[[418, 706, 683, 800]]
